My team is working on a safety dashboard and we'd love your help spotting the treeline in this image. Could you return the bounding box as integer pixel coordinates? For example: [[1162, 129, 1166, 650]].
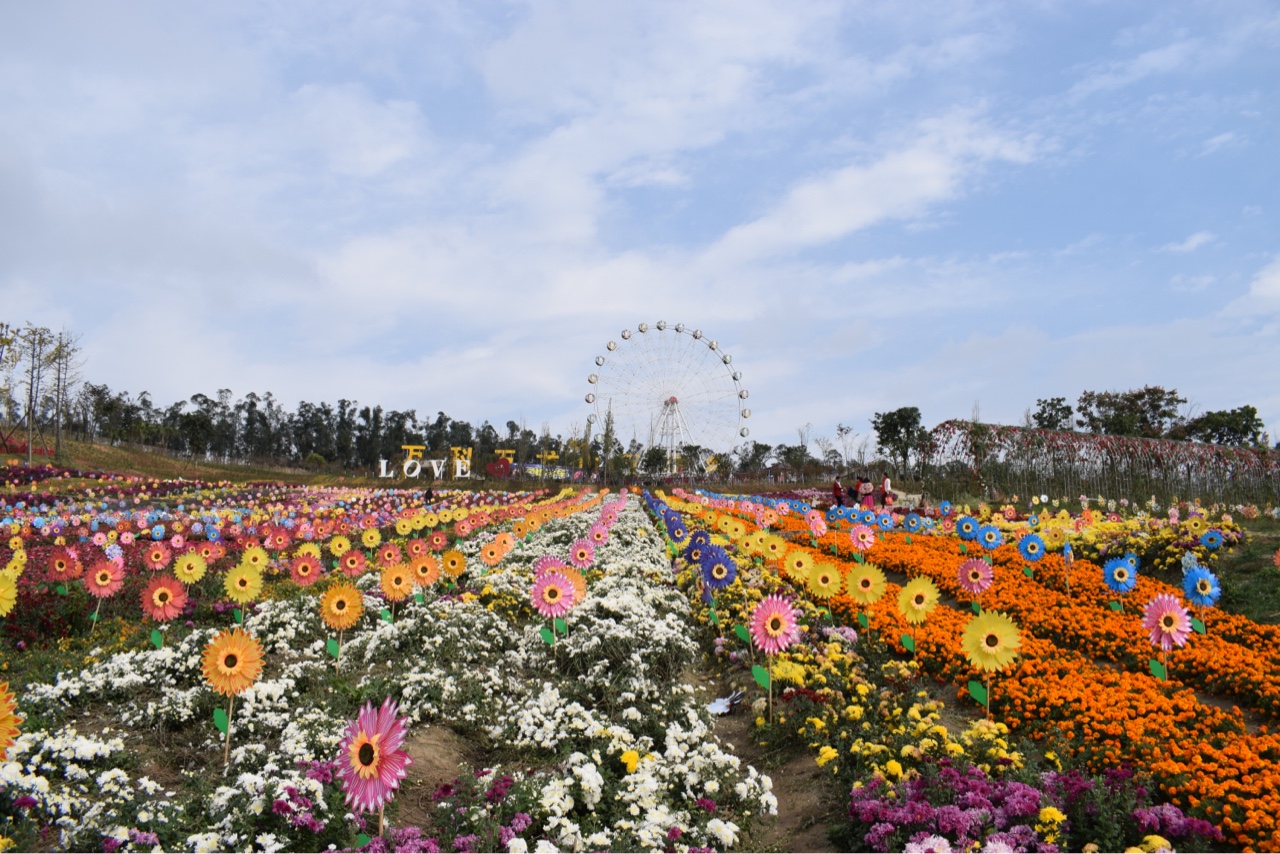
[[61, 385, 603, 472], [1028, 387, 1270, 446]]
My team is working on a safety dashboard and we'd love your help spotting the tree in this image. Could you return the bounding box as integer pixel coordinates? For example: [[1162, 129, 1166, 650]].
[[1181, 406, 1265, 447], [733, 441, 773, 474], [1075, 387, 1186, 438], [16, 323, 56, 464], [871, 406, 927, 476], [834, 423, 859, 467], [641, 446, 668, 475], [1032, 397, 1073, 431], [49, 330, 83, 458]]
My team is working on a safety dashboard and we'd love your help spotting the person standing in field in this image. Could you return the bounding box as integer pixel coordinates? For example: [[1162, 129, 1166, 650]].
[[832, 477, 844, 507], [859, 474, 875, 510]]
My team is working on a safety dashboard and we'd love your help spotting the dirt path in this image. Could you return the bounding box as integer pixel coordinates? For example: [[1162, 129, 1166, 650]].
[[685, 666, 843, 853]]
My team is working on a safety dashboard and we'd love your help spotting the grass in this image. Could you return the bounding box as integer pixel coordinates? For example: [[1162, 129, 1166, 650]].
[[1216, 517, 1280, 625]]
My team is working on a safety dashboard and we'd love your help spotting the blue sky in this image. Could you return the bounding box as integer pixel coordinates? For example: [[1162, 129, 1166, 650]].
[[2, 1, 1277, 452]]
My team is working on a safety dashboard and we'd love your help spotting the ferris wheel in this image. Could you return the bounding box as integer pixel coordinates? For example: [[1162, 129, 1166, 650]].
[[584, 321, 750, 471]]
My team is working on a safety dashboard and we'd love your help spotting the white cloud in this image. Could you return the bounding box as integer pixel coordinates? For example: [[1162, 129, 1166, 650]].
[[1170, 274, 1215, 293], [1200, 131, 1240, 156], [1159, 231, 1215, 253], [1069, 38, 1201, 99], [288, 84, 430, 178], [706, 113, 1035, 264]]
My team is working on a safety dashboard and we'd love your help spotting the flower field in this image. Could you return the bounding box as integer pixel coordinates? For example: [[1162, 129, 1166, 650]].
[[0, 462, 1277, 852], [0, 473, 776, 852], [651, 488, 1278, 852]]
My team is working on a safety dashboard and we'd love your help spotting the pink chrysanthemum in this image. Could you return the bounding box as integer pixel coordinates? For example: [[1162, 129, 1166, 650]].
[[750, 594, 802, 655], [568, 538, 595, 569], [849, 524, 876, 551], [957, 558, 994, 597], [806, 510, 827, 538], [290, 554, 324, 587], [82, 560, 121, 599], [337, 697, 413, 814], [1142, 593, 1192, 652], [144, 542, 172, 571], [531, 571, 577, 618], [532, 555, 570, 577]]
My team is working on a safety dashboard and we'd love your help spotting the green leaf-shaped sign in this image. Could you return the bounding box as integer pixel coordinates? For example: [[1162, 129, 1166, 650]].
[[857, 612, 869, 630], [905, 535, 912, 545], [734, 625, 750, 645], [379, 608, 393, 623], [414, 592, 425, 605], [1023, 566, 1034, 578], [1191, 618, 1205, 635], [959, 543, 968, 554], [233, 608, 243, 624], [1109, 601, 1123, 612], [150, 629, 163, 649], [971, 601, 981, 615], [900, 633, 915, 653], [212, 706, 228, 734], [55, 583, 67, 596], [89, 610, 99, 622], [539, 626, 555, 645], [326, 638, 340, 659], [968, 680, 988, 707], [554, 617, 567, 634], [356, 834, 371, 848], [708, 608, 719, 626], [1149, 658, 1167, 681], [752, 664, 771, 689]]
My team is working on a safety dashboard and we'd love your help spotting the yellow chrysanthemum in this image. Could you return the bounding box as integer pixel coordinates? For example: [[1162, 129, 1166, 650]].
[[224, 563, 264, 605], [845, 563, 887, 606], [898, 576, 940, 625], [0, 575, 16, 617], [320, 582, 365, 631], [173, 552, 207, 585], [784, 549, 814, 581], [620, 749, 640, 774], [201, 627, 264, 696], [772, 660, 806, 685], [961, 610, 1022, 672], [807, 563, 843, 600], [762, 534, 787, 561], [361, 528, 382, 549], [241, 546, 269, 569], [295, 542, 322, 560], [329, 535, 352, 557]]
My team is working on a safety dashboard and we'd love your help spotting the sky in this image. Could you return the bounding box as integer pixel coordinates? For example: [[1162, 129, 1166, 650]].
[[2, 1, 1278, 453]]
